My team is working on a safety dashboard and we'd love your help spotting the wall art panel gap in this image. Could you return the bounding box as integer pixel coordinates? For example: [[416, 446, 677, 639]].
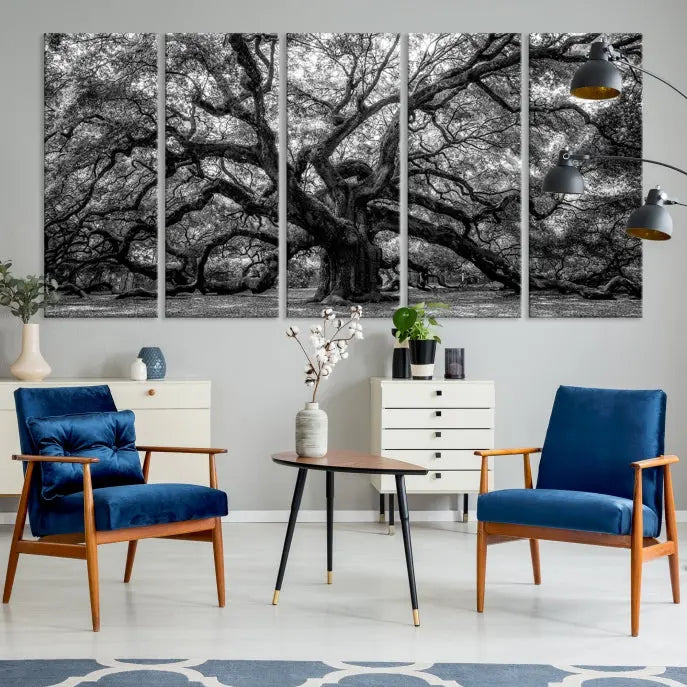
[[44, 33, 158, 318], [286, 33, 400, 317], [407, 33, 521, 318], [165, 33, 279, 318], [529, 33, 643, 318]]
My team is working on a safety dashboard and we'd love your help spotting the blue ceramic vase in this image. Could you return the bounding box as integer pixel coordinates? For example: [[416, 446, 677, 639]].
[[138, 347, 166, 380]]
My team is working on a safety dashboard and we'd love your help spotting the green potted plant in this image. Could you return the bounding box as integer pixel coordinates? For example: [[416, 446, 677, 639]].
[[392, 302, 448, 379], [0, 260, 59, 381]]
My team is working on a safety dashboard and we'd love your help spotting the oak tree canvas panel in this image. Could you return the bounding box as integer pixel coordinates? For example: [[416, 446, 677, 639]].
[[44, 33, 158, 318], [286, 33, 400, 318], [529, 33, 643, 318], [408, 33, 521, 318], [165, 34, 279, 318]]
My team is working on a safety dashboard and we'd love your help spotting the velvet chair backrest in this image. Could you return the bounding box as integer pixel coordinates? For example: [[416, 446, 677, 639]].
[[14, 385, 118, 535], [537, 386, 666, 520]]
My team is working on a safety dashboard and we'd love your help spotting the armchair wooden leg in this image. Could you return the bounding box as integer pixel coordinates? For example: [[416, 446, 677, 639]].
[[664, 464, 680, 604], [212, 517, 225, 607], [85, 537, 100, 632], [3, 463, 33, 604], [124, 541, 138, 583], [529, 539, 541, 585], [83, 466, 100, 632], [476, 521, 487, 612], [668, 550, 680, 604], [630, 540, 642, 637]]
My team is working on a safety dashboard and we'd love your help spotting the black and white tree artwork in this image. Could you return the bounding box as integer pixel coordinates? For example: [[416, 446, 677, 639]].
[[529, 33, 643, 318], [408, 33, 521, 317], [44, 33, 158, 317], [287, 33, 400, 317], [165, 34, 279, 318]]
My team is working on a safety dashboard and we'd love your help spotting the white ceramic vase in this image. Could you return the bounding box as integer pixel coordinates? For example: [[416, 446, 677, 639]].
[[295, 402, 328, 458], [130, 357, 147, 381], [10, 323, 52, 382]]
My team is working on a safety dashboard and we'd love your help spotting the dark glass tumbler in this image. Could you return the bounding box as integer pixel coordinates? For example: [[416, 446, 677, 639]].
[[444, 348, 465, 379]]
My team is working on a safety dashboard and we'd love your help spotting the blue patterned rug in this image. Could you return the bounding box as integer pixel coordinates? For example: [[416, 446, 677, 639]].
[[1, 660, 686, 686]]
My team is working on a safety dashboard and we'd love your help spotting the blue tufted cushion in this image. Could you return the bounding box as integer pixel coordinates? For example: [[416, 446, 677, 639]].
[[536, 386, 666, 524], [31, 483, 228, 536], [477, 488, 660, 537], [27, 410, 144, 500]]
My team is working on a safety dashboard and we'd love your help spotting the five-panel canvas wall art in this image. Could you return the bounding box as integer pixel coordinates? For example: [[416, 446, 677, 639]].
[[43, 32, 643, 319]]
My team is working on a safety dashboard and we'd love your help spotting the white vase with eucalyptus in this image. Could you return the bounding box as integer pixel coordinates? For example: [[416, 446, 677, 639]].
[[0, 260, 59, 382], [287, 305, 364, 458]]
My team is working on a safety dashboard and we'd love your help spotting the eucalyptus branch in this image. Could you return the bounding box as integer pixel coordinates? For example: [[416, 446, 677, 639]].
[[0, 260, 60, 324]]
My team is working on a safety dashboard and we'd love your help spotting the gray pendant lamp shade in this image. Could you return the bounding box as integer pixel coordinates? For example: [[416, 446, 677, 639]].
[[625, 187, 673, 240], [570, 42, 622, 100], [542, 151, 585, 194]]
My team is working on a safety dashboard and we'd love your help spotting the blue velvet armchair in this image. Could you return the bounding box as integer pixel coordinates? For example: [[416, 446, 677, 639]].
[[475, 385, 680, 637], [2, 385, 229, 631]]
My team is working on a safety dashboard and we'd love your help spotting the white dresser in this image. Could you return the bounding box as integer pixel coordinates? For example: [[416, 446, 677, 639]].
[[370, 377, 495, 525], [0, 379, 212, 495]]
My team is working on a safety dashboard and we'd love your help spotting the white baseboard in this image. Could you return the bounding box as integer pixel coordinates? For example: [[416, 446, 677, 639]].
[[2, 510, 687, 525], [224, 509, 474, 523]]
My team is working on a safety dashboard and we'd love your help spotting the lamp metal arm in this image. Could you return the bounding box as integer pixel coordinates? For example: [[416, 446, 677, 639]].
[[611, 53, 687, 102], [563, 151, 687, 178]]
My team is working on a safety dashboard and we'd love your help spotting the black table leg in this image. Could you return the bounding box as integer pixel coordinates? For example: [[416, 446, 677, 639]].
[[379, 493, 385, 523], [395, 474, 419, 626], [388, 493, 395, 535], [463, 493, 469, 523], [272, 468, 308, 605], [326, 471, 334, 584]]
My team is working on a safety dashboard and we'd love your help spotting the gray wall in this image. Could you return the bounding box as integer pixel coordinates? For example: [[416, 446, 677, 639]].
[[1, 0, 686, 513]]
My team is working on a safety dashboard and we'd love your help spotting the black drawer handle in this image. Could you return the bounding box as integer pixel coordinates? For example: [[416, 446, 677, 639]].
[[435, 452, 442, 459], [435, 431, 442, 438], [436, 390, 443, 397], [435, 410, 442, 417], [435, 472, 442, 479]]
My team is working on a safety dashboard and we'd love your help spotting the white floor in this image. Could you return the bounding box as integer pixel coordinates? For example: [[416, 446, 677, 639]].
[[0, 522, 685, 665]]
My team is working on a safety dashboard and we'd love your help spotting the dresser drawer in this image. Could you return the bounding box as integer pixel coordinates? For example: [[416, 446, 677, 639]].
[[381, 382, 494, 408], [382, 428, 493, 450], [109, 382, 210, 410], [375, 469, 489, 494], [382, 408, 493, 429], [382, 449, 488, 470]]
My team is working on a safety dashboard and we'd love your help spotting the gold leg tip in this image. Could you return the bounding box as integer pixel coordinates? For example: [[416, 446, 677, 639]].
[[388, 525, 395, 536], [272, 590, 280, 605], [413, 609, 420, 626], [327, 571, 333, 584], [379, 514, 386, 523]]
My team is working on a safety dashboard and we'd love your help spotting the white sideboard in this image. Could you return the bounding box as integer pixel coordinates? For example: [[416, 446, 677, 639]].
[[0, 379, 212, 495], [370, 377, 495, 522]]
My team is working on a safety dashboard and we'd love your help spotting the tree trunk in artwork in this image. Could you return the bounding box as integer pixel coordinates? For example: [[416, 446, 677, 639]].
[[314, 233, 383, 305]]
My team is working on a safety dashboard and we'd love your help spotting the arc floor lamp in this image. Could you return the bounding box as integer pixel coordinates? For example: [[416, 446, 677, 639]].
[[542, 39, 687, 240]]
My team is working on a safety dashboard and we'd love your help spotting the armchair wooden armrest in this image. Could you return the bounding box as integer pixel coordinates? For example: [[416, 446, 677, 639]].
[[474, 447, 542, 457], [136, 446, 227, 455], [12, 454, 99, 464], [474, 447, 542, 494], [631, 455, 679, 470], [136, 446, 227, 488]]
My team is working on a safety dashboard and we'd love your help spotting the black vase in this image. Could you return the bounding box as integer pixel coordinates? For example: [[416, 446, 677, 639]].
[[409, 340, 437, 380], [391, 328, 411, 379]]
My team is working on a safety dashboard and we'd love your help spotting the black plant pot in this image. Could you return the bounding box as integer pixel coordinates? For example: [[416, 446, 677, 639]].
[[409, 339, 437, 380], [391, 328, 411, 379]]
